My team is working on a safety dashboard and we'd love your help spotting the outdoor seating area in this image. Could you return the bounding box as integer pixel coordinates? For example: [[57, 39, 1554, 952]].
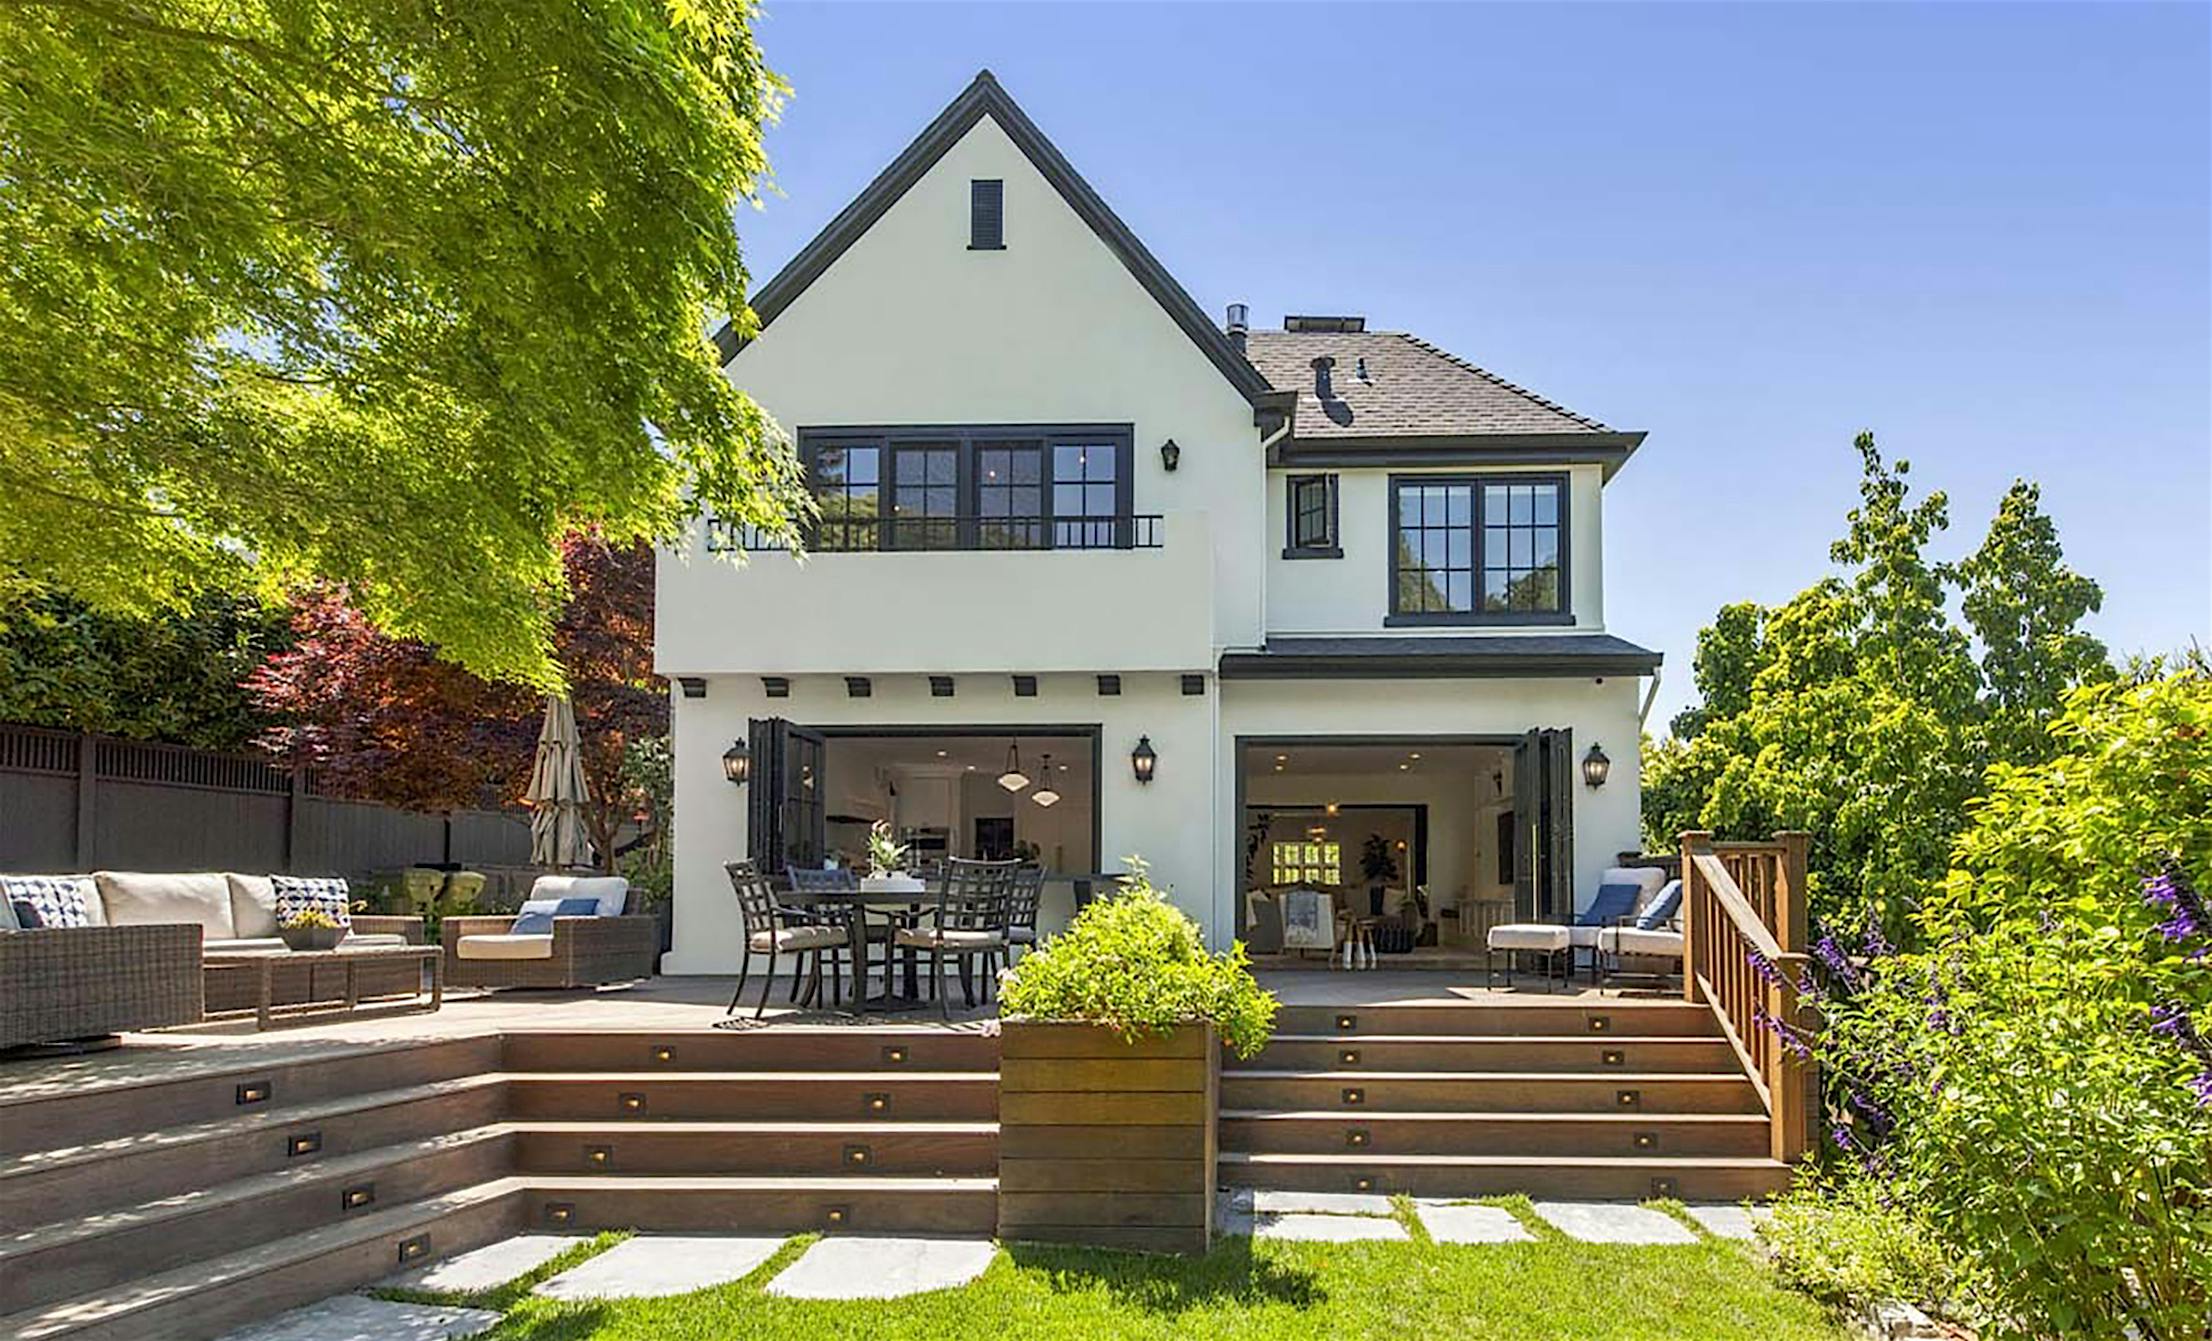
[[726, 858, 1045, 1019]]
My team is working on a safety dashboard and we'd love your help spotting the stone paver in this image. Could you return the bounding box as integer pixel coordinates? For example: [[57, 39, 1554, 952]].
[[1683, 1204, 1766, 1241], [1250, 1189, 1398, 1217], [1215, 1191, 1255, 1237], [1415, 1202, 1534, 1244], [535, 1234, 785, 1300], [217, 1296, 499, 1341], [382, 1234, 584, 1293], [1531, 1201, 1699, 1245], [1252, 1212, 1410, 1243], [767, 1236, 996, 1299]]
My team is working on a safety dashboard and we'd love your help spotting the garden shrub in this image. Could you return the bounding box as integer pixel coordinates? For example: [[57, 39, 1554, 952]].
[[1000, 858, 1279, 1058], [1762, 1172, 1977, 1318], [1775, 666, 2212, 1339]]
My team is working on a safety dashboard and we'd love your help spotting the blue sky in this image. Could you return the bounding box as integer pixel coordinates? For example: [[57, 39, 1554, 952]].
[[737, 2, 2211, 729]]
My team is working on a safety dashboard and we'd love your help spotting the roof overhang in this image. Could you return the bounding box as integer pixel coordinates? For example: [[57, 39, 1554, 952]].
[[1218, 634, 1662, 680], [711, 71, 1276, 410], [1270, 430, 1647, 479]]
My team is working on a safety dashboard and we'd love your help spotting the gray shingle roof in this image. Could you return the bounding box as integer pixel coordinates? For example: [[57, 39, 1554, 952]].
[[1242, 330, 1615, 440]]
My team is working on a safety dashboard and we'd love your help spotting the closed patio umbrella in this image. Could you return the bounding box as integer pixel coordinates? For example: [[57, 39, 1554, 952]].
[[527, 694, 593, 869]]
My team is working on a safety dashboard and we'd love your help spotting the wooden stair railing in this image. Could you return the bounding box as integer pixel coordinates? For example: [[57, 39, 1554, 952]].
[[1679, 830, 1813, 1164]]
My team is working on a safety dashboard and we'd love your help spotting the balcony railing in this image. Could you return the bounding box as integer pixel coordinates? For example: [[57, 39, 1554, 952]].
[[707, 513, 1165, 554]]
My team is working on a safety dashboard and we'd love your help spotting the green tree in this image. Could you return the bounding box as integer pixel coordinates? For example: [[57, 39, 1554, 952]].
[[0, 0, 805, 687], [1956, 480, 2112, 765], [1645, 434, 2108, 937], [0, 584, 288, 750]]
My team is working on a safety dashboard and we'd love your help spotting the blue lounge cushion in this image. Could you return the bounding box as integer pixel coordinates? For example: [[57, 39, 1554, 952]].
[[1575, 883, 1644, 928], [510, 896, 603, 936], [1636, 879, 1684, 930]]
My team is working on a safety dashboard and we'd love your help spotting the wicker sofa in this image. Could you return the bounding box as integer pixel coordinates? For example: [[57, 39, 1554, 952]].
[[2, 872, 425, 1020], [441, 874, 658, 990], [0, 924, 206, 1050]]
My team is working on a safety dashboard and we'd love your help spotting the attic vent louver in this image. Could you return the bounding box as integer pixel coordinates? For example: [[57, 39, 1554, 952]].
[[970, 179, 1004, 249]]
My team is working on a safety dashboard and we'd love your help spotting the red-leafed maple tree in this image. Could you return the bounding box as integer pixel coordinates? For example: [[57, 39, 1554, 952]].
[[248, 535, 665, 872]]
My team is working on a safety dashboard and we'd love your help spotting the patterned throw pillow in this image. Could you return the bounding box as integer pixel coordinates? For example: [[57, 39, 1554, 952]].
[[271, 876, 352, 930], [0, 875, 100, 929]]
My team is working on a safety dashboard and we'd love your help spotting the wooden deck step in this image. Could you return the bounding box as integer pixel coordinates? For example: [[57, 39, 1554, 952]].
[[1239, 1034, 1740, 1073], [501, 1029, 997, 1073], [1269, 1002, 1722, 1039], [0, 1177, 528, 1341], [0, 1127, 513, 1316], [1218, 1109, 1773, 1159], [1220, 1070, 1765, 1115], [1218, 1151, 1793, 1201], [0, 1036, 502, 1158], [509, 1119, 998, 1176], [504, 1071, 1000, 1121], [0, 1073, 509, 1229], [518, 1174, 999, 1236]]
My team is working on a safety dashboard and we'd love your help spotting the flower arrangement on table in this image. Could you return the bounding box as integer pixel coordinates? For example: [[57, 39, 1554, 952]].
[[278, 906, 346, 951], [867, 820, 910, 878]]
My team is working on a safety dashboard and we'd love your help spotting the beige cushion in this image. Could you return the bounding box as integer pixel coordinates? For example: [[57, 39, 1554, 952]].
[[748, 925, 845, 953], [340, 932, 407, 948], [94, 871, 234, 937], [528, 875, 630, 918], [1600, 927, 1685, 958], [1567, 925, 1606, 950], [894, 927, 1003, 950], [1487, 924, 1570, 953], [455, 933, 555, 961], [204, 937, 289, 954], [1601, 866, 1668, 912], [224, 873, 280, 938]]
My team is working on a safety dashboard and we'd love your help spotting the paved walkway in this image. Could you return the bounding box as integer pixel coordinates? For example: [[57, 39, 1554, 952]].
[[535, 1235, 786, 1300]]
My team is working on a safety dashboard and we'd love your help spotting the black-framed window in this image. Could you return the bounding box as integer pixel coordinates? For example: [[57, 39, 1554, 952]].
[[811, 442, 881, 552], [1284, 473, 1340, 558], [1388, 473, 1569, 623], [890, 442, 958, 550], [798, 425, 1134, 551], [1052, 441, 1120, 548], [970, 179, 1004, 249]]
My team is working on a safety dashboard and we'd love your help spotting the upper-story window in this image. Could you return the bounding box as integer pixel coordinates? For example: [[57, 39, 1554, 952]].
[[970, 179, 1004, 249], [789, 426, 1147, 552], [1388, 474, 1568, 623], [1283, 473, 1340, 558]]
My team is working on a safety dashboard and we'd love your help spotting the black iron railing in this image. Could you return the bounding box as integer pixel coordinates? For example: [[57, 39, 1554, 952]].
[[708, 513, 1164, 554]]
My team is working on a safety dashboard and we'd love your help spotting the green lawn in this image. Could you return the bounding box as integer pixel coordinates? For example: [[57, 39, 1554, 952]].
[[380, 1200, 1849, 1340]]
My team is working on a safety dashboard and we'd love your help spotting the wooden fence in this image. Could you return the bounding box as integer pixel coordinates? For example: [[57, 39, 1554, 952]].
[[1679, 829, 1814, 1163], [0, 722, 530, 880]]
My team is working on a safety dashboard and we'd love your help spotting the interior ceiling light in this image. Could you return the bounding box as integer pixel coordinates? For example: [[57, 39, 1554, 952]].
[[1031, 754, 1061, 808], [997, 741, 1030, 792]]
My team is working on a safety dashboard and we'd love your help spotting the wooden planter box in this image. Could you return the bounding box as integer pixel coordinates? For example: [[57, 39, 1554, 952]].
[[996, 1020, 1218, 1255]]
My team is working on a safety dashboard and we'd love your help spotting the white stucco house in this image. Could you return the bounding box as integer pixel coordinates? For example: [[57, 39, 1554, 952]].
[[656, 70, 1661, 972]]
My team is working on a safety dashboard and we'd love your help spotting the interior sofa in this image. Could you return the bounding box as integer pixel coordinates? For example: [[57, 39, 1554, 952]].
[[441, 875, 657, 990], [2, 872, 425, 1021]]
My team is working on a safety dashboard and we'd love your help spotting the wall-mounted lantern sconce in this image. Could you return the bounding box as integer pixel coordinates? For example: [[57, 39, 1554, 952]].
[[1130, 735, 1157, 784], [1159, 439, 1181, 473], [677, 677, 707, 699], [722, 739, 751, 786], [1582, 742, 1611, 789]]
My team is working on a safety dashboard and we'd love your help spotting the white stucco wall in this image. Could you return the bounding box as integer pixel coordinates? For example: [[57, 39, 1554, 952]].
[[657, 111, 1265, 680], [1215, 674, 1645, 944], [664, 672, 1223, 973], [1261, 463, 1607, 638]]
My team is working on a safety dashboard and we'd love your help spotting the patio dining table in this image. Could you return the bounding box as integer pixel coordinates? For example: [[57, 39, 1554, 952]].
[[778, 886, 939, 1012]]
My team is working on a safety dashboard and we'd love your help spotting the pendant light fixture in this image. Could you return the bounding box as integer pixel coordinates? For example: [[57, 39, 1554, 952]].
[[997, 740, 1030, 793], [1031, 754, 1061, 808]]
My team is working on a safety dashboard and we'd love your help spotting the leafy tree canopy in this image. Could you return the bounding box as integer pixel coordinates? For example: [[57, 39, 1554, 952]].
[[1645, 433, 2111, 935], [0, 0, 805, 687], [0, 583, 290, 750], [249, 535, 664, 869]]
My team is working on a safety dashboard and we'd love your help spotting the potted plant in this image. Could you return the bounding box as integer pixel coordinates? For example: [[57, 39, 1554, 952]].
[[998, 857, 1279, 1254], [1360, 833, 1400, 917], [860, 820, 922, 894], [278, 907, 346, 952]]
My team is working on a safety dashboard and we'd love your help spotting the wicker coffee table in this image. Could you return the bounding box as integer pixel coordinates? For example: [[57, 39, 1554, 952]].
[[202, 944, 443, 1031]]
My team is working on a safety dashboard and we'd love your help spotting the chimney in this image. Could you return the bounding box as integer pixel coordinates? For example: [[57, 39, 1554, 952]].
[[1224, 302, 1249, 355], [1311, 355, 1335, 400]]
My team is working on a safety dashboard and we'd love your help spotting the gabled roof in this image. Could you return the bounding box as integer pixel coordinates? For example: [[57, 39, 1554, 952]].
[[712, 71, 1277, 409], [1244, 328, 1646, 476]]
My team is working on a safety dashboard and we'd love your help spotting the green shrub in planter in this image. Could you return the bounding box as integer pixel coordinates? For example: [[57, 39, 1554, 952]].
[[1000, 857, 1278, 1058]]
